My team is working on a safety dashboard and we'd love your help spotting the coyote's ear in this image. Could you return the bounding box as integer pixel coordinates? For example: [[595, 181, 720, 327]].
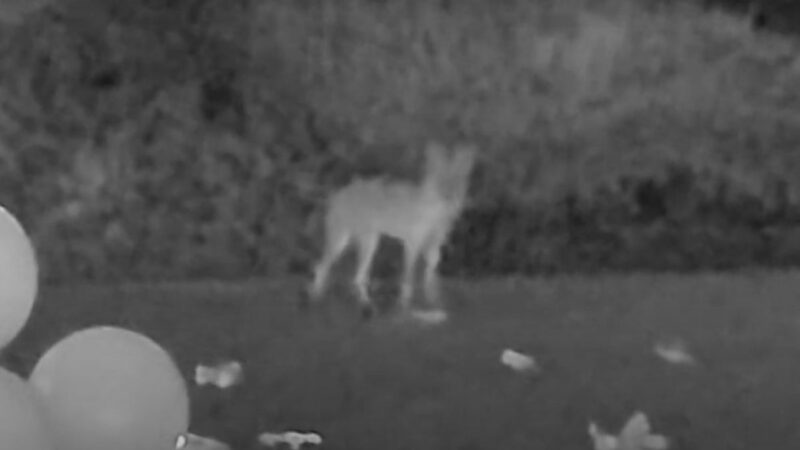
[[424, 141, 448, 171]]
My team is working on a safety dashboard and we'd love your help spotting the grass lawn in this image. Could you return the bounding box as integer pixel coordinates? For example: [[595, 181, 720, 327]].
[[3, 270, 800, 450]]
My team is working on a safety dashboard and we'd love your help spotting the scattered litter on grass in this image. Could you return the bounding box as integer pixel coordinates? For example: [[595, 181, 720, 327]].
[[194, 360, 243, 388], [500, 349, 539, 374], [258, 431, 323, 449], [176, 432, 231, 450], [409, 308, 449, 325], [588, 411, 669, 450], [653, 338, 697, 366]]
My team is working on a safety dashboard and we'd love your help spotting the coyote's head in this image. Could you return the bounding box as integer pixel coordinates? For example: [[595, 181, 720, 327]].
[[422, 142, 477, 213]]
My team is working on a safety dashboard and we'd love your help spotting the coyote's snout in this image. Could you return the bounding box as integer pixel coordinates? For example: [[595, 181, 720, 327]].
[[306, 142, 477, 318]]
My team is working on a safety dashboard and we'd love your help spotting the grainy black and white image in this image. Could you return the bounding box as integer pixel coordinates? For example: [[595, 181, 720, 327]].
[[1, 0, 800, 449]]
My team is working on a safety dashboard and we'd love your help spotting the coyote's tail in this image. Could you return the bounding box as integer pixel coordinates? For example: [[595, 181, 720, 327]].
[[295, 188, 331, 267]]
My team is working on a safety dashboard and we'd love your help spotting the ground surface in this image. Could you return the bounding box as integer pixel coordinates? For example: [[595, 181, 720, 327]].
[[3, 270, 800, 450]]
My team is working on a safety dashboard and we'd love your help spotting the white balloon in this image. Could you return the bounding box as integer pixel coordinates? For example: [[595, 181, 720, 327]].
[[0, 205, 38, 350], [0, 367, 55, 450], [29, 326, 190, 450]]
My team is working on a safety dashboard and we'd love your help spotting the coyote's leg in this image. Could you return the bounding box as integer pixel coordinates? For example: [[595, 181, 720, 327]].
[[423, 244, 443, 308], [399, 238, 422, 311], [353, 234, 379, 317], [309, 231, 350, 302]]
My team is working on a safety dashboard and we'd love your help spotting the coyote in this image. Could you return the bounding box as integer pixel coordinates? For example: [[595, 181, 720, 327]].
[[306, 142, 477, 318]]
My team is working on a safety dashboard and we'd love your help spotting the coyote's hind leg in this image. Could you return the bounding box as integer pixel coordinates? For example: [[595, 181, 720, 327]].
[[307, 230, 350, 306], [353, 233, 380, 319]]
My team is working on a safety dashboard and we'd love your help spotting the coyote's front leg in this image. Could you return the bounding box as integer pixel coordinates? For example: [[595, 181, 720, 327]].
[[423, 245, 443, 308]]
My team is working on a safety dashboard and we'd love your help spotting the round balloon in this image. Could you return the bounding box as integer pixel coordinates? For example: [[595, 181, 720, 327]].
[[29, 326, 190, 450], [0, 367, 55, 450], [0, 205, 38, 350]]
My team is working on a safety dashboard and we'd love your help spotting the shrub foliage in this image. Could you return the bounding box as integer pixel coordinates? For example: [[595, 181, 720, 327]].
[[2, 0, 800, 283]]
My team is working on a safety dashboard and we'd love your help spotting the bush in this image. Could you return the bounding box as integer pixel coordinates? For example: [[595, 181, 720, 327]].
[[2, 0, 800, 283]]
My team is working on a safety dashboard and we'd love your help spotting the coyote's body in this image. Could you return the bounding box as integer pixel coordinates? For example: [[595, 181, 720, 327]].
[[307, 142, 476, 317], [327, 178, 458, 248]]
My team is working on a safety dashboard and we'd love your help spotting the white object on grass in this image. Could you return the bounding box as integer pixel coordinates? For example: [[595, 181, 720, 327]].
[[258, 431, 323, 450], [500, 349, 539, 374], [409, 308, 449, 325], [653, 338, 696, 366], [588, 411, 669, 450], [175, 432, 230, 450], [194, 361, 243, 389]]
